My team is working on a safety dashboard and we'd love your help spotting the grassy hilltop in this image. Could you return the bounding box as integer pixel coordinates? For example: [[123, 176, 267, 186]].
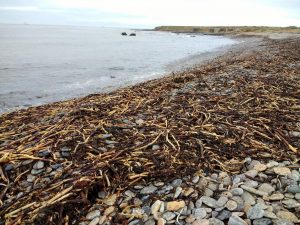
[[154, 26, 300, 34]]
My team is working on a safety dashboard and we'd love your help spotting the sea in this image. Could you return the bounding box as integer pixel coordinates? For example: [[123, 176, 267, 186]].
[[0, 24, 237, 113]]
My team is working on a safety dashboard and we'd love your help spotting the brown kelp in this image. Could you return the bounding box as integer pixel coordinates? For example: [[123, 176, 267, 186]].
[[0, 37, 299, 224]]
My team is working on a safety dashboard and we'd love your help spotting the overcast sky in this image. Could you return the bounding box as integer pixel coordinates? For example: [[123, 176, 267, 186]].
[[0, 0, 299, 28]]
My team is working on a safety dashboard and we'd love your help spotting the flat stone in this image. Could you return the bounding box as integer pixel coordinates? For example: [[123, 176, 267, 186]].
[[152, 144, 160, 151], [241, 185, 268, 197], [151, 200, 162, 218], [273, 219, 295, 225], [217, 210, 231, 220], [246, 204, 264, 220], [209, 218, 224, 225], [244, 180, 259, 188], [195, 198, 203, 208], [282, 199, 300, 208], [174, 186, 182, 198], [128, 219, 141, 225], [192, 219, 209, 225], [163, 212, 176, 221], [183, 187, 195, 196], [86, 210, 101, 220], [104, 206, 114, 215], [228, 215, 247, 225], [226, 200, 238, 211], [33, 161, 45, 170], [253, 218, 272, 225], [166, 200, 185, 211], [194, 208, 207, 219], [31, 168, 44, 175], [103, 194, 117, 206], [268, 193, 284, 201], [231, 188, 244, 196], [201, 196, 218, 208], [287, 185, 300, 193], [157, 218, 165, 225], [254, 164, 267, 172], [267, 161, 279, 168], [88, 217, 100, 225], [145, 219, 156, 225], [192, 176, 200, 184], [171, 179, 182, 187], [285, 193, 295, 199], [242, 191, 256, 205], [26, 174, 36, 183], [244, 170, 258, 178], [295, 193, 300, 200], [216, 196, 228, 207], [264, 211, 277, 219], [258, 183, 275, 195], [208, 182, 218, 191], [204, 188, 214, 197], [274, 167, 291, 176], [277, 211, 299, 223], [140, 185, 158, 194], [186, 215, 196, 223]]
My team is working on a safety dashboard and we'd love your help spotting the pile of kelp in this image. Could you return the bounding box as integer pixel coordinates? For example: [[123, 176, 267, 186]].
[[0, 37, 299, 224]]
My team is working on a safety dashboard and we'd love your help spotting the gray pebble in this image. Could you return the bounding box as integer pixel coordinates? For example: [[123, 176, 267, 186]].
[[145, 219, 155, 225], [88, 217, 99, 225], [273, 219, 295, 225], [209, 218, 224, 225], [228, 215, 247, 225], [31, 168, 44, 175], [171, 179, 182, 187], [247, 204, 264, 219], [253, 218, 272, 225], [258, 183, 275, 195], [27, 174, 36, 182], [201, 196, 218, 208], [163, 212, 176, 221], [86, 210, 100, 220], [216, 210, 231, 220], [194, 208, 207, 219], [140, 185, 157, 195], [33, 161, 44, 170], [231, 188, 244, 196], [4, 164, 15, 171], [287, 185, 300, 193]]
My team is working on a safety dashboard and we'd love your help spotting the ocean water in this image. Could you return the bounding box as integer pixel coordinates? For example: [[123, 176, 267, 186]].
[[0, 24, 237, 113]]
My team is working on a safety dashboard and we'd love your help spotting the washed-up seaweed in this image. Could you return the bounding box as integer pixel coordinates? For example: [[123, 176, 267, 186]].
[[0, 37, 299, 224]]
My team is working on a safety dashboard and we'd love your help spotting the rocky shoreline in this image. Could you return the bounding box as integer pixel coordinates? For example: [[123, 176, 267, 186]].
[[82, 159, 300, 225], [0, 37, 299, 224]]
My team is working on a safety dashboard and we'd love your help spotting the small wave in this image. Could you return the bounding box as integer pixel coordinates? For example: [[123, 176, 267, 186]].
[[107, 66, 125, 71]]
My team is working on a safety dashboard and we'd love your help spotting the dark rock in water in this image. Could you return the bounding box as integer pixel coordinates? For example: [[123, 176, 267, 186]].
[[121, 32, 127, 36], [129, 33, 136, 36]]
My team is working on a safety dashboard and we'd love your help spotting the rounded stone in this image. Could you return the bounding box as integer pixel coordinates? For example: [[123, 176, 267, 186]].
[[209, 218, 225, 225], [276, 211, 299, 223], [253, 218, 272, 225], [274, 167, 291, 176], [157, 218, 165, 225], [163, 211, 176, 221], [287, 185, 300, 193], [192, 219, 209, 225], [33, 161, 45, 170], [194, 208, 207, 219], [228, 215, 247, 225], [226, 200, 238, 211], [231, 188, 244, 196], [86, 210, 101, 220], [246, 204, 264, 220], [88, 217, 100, 225]]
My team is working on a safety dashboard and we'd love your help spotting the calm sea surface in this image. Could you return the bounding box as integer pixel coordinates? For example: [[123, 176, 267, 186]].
[[0, 24, 237, 113]]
